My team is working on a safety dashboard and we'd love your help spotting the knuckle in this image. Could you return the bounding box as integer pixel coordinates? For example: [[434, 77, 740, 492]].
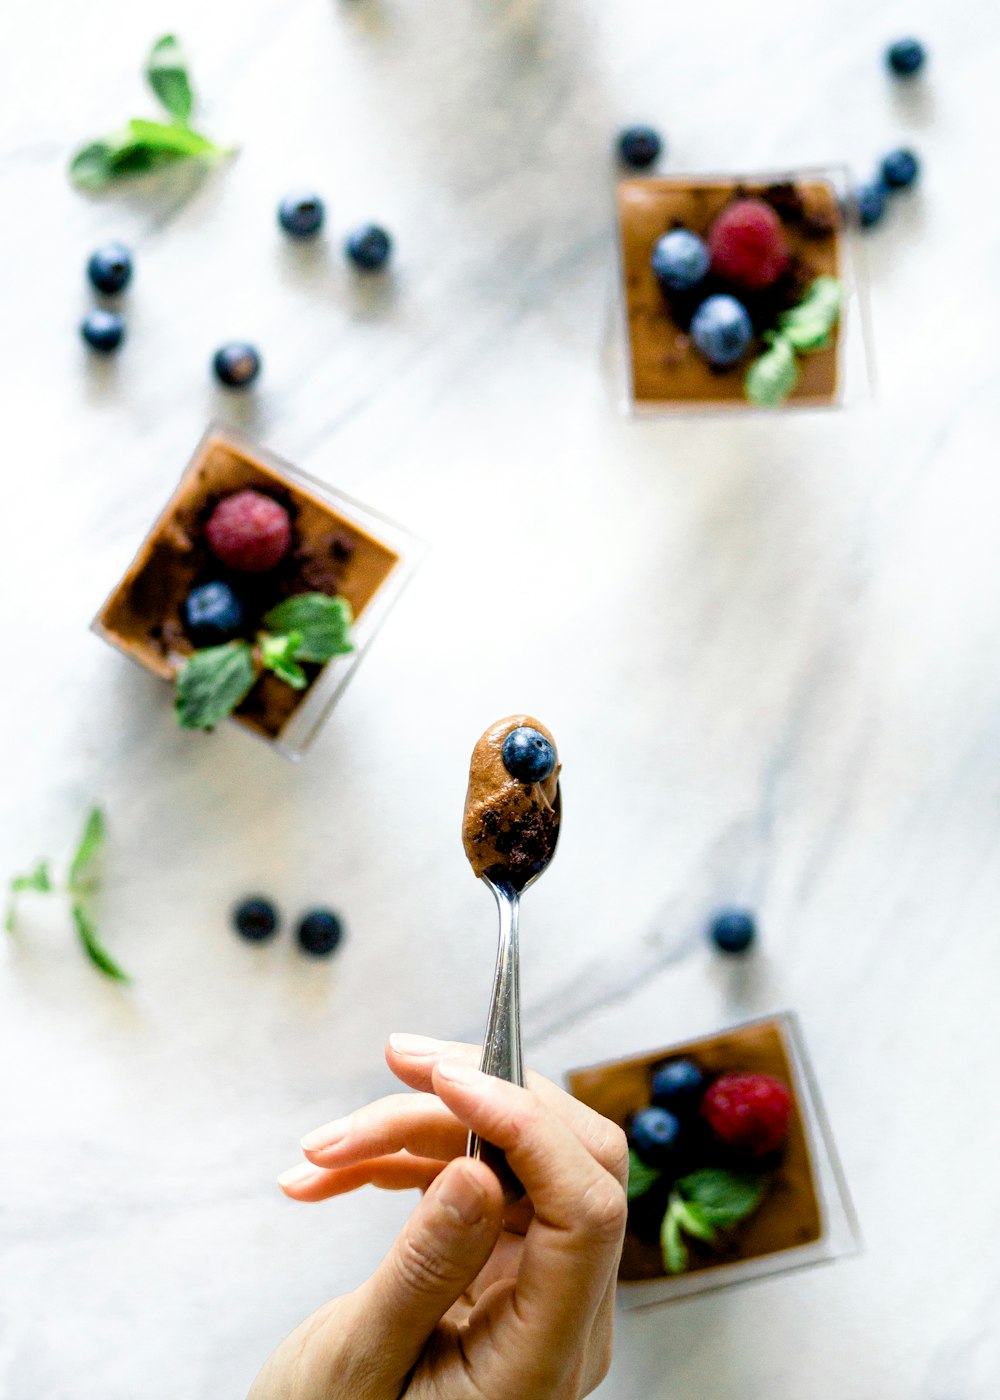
[[578, 1173, 628, 1243], [597, 1120, 630, 1185], [393, 1229, 458, 1295]]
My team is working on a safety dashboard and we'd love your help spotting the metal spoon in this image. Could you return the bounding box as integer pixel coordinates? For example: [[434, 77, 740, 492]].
[[467, 787, 561, 1193]]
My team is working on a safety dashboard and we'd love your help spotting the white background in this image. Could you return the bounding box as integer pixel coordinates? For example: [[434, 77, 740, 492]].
[[2, 0, 999, 1396]]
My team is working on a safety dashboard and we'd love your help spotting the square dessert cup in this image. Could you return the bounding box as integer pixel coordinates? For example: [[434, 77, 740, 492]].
[[609, 165, 874, 414], [567, 1013, 859, 1307], [93, 424, 421, 761]]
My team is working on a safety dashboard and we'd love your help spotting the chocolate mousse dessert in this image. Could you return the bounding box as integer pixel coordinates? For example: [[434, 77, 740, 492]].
[[617, 174, 846, 409], [94, 426, 409, 751], [568, 1017, 824, 1290], [462, 716, 561, 889]]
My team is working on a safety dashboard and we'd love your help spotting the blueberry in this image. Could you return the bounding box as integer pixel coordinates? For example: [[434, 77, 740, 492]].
[[87, 243, 133, 295], [650, 228, 710, 293], [854, 181, 887, 228], [345, 225, 392, 271], [233, 897, 279, 942], [182, 581, 247, 647], [502, 726, 557, 783], [297, 908, 344, 957], [213, 342, 261, 388], [628, 1106, 683, 1167], [617, 125, 663, 170], [886, 37, 926, 77], [709, 907, 757, 954], [881, 148, 920, 190], [278, 192, 326, 239], [651, 1058, 706, 1115], [689, 294, 753, 367], [80, 309, 125, 353]]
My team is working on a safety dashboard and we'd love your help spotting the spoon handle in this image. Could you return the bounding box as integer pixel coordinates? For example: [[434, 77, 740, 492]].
[[468, 876, 524, 1195]]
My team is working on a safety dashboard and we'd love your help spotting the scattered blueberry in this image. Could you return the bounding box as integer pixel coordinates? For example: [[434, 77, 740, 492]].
[[80, 309, 125, 353], [345, 224, 392, 271], [617, 125, 663, 170], [278, 192, 326, 239], [297, 908, 344, 957], [233, 897, 280, 942], [881, 148, 920, 190], [689, 294, 753, 367], [886, 37, 926, 77], [650, 228, 710, 292], [628, 1106, 683, 1167], [854, 181, 887, 228], [213, 342, 261, 388], [87, 243, 133, 295], [709, 907, 757, 955], [651, 1058, 706, 1115], [182, 581, 247, 647], [502, 727, 557, 783]]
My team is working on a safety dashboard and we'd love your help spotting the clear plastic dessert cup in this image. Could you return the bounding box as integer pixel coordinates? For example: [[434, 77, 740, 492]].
[[607, 165, 874, 415], [92, 423, 422, 761], [567, 1012, 860, 1307]]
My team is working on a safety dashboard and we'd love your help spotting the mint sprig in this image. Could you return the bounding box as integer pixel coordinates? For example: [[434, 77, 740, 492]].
[[744, 275, 843, 407], [5, 806, 129, 982], [660, 1168, 768, 1275], [69, 35, 231, 192], [174, 593, 355, 731]]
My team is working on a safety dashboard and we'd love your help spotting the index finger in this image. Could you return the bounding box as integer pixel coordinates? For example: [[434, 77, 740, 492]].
[[386, 1034, 629, 1187]]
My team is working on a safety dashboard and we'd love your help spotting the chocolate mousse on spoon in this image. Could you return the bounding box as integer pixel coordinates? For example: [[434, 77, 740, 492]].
[[461, 715, 561, 1186]]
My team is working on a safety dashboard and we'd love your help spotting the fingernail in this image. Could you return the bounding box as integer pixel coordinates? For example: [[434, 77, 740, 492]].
[[436, 1057, 479, 1086], [436, 1168, 487, 1225], [278, 1163, 323, 1188], [389, 1032, 442, 1057], [300, 1117, 350, 1153]]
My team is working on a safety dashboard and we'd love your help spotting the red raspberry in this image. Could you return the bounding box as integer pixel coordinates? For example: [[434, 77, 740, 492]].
[[205, 490, 292, 573], [700, 1072, 792, 1157], [708, 198, 790, 290]]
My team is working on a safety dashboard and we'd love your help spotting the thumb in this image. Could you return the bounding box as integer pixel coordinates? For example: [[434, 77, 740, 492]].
[[352, 1156, 503, 1382]]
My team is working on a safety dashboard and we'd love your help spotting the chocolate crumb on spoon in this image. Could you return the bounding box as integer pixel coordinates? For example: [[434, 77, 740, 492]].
[[461, 715, 562, 1195]]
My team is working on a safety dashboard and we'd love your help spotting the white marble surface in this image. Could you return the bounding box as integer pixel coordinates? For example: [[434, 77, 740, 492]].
[[2, 1, 1000, 1396]]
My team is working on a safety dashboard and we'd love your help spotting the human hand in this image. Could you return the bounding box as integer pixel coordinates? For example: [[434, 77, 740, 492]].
[[248, 1034, 628, 1400]]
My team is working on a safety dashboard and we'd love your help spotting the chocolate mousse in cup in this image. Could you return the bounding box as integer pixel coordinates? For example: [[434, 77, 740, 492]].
[[567, 1013, 860, 1305], [608, 166, 874, 414], [93, 424, 421, 760]]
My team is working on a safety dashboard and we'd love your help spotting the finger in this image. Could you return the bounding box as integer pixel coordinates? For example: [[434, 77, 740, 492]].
[[277, 1154, 444, 1202], [299, 1091, 466, 1168], [352, 1156, 504, 1386], [387, 1034, 630, 1185], [432, 1059, 626, 1364]]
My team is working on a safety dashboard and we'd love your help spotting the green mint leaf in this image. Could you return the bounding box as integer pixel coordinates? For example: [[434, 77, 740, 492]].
[[671, 1196, 717, 1244], [661, 1203, 688, 1275], [68, 141, 119, 191], [778, 275, 843, 353], [68, 807, 106, 893], [125, 118, 222, 159], [146, 35, 194, 124], [626, 1148, 663, 1202], [5, 861, 53, 933], [260, 632, 309, 690], [175, 641, 257, 730], [676, 1168, 768, 1227], [261, 594, 354, 664], [72, 903, 130, 983], [745, 334, 799, 407]]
